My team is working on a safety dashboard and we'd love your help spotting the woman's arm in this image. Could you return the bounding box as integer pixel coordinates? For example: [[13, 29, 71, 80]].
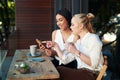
[[75, 50, 91, 66], [66, 43, 91, 66], [43, 30, 57, 56], [50, 41, 63, 59], [88, 36, 103, 68], [53, 42, 75, 64], [52, 30, 57, 41]]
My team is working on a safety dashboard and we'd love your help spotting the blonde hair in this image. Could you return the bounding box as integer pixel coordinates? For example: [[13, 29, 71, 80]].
[[73, 13, 95, 33]]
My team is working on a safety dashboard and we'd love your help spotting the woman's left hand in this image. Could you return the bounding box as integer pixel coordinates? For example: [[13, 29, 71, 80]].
[[65, 42, 77, 54]]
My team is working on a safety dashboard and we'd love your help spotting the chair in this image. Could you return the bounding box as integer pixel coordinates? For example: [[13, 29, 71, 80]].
[[96, 56, 108, 80]]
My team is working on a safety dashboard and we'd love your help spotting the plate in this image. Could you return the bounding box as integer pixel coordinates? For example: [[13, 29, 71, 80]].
[[26, 51, 42, 57], [27, 57, 45, 62]]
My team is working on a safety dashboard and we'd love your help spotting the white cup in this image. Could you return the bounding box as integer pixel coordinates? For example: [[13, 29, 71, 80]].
[[30, 45, 37, 56]]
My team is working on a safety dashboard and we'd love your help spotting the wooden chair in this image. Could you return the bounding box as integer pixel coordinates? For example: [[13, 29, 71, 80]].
[[96, 56, 108, 80]]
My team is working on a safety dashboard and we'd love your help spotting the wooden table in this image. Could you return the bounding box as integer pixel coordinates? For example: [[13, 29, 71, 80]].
[[6, 49, 59, 80]]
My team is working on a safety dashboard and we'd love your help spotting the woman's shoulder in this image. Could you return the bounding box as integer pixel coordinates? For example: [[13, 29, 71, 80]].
[[52, 29, 61, 41], [88, 33, 100, 39], [88, 33, 102, 44], [87, 33, 100, 41], [52, 29, 60, 35], [72, 34, 80, 43]]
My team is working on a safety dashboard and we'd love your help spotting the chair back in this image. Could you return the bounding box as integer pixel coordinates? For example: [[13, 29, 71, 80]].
[[96, 56, 108, 80]]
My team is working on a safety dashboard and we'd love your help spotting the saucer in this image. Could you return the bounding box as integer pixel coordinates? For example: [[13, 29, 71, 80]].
[[26, 51, 42, 57], [27, 57, 45, 62]]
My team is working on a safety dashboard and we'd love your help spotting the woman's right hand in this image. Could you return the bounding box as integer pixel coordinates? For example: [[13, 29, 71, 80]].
[[42, 41, 58, 56], [44, 49, 53, 56], [36, 39, 46, 52], [44, 41, 53, 48], [45, 41, 61, 53]]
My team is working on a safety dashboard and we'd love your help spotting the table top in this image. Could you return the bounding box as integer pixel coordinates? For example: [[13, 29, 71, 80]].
[[6, 49, 59, 80]]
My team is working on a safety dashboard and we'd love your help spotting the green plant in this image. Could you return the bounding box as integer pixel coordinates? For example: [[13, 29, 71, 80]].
[[0, 0, 15, 41]]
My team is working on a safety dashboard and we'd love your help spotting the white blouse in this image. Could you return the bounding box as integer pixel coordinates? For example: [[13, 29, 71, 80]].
[[54, 30, 76, 65], [60, 32, 104, 71]]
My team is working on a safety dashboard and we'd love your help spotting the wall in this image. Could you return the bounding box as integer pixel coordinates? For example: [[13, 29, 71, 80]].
[[15, 0, 54, 49], [54, 0, 88, 29]]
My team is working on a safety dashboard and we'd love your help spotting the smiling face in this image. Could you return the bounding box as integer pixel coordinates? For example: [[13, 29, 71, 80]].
[[56, 14, 69, 30]]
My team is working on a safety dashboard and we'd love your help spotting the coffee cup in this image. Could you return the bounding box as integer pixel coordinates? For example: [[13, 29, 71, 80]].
[[30, 45, 37, 56]]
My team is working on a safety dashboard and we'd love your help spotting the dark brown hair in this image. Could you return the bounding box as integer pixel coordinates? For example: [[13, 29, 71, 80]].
[[56, 8, 72, 27]]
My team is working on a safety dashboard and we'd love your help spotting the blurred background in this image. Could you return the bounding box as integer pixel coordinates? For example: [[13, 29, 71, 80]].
[[0, 0, 120, 80]]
